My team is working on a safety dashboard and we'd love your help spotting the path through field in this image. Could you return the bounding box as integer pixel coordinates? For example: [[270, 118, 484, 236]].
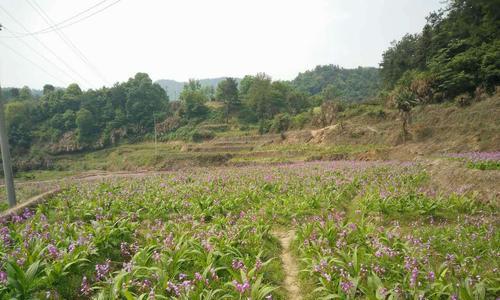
[[276, 230, 301, 300]]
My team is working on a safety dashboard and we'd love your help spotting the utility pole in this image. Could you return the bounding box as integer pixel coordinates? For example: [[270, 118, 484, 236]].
[[153, 114, 158, 158], [0, 24, 17, 208]]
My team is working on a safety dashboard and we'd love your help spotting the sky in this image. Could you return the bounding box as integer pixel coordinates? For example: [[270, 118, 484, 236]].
[[0, 0, 445, 89]]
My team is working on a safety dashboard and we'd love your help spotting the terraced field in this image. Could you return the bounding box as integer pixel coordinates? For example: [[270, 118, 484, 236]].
[[1, 161, 498, 299]]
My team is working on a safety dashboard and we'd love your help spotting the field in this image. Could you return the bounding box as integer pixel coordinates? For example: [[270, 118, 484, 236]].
[[1, 160, 498, 299]]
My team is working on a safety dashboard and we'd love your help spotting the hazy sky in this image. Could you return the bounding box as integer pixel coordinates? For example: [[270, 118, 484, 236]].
[[0, 0, 445, 89]]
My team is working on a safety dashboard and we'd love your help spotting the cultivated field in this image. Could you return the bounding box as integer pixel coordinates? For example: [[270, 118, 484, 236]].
[[1, 160, 498, 299]]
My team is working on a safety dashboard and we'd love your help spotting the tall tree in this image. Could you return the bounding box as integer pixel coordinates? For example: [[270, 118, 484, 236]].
[[76, 108, 95, 144], [124, 73, 169, 133], [19, 86, 33, 101], [43, 84, 55, 95], [179, 79, 208, 120], [216, 77, 239, 123]]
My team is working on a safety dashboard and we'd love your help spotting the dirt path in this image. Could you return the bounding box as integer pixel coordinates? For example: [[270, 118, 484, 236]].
[[275, 230, 302, 300]]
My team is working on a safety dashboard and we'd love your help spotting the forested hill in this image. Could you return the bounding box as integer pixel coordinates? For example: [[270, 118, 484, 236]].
[[292, 65, 381, 102], [156, 78, 239, 100], [380, 0, 499, 103]]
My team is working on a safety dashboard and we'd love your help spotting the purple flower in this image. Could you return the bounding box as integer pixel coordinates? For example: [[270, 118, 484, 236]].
[[22, 209, 34, 220], [232, 280, 250, 294], [152, 250, 161, 262], [340, 280, 353, 293], [47, 244, 60, 259], [410, 267, 419, 288], [427, 271, 435, 281], [0, 227, 11, 246], [123, 261, 133, 272], [120, 242, 130, 257], [68, 243, 76, 253], [0, 271, 7, 284], [232, 259, 245, 270], [80, 276, 91, 296], [95, 259, 111, 281], [166, 281, 180, 296]]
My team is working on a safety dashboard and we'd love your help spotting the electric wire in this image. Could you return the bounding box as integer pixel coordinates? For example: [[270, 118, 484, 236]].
[[0, 40, 66, 85], [0, 5, 94, 87], [25, 0, 109, 85], [0, 0, 122, 38]]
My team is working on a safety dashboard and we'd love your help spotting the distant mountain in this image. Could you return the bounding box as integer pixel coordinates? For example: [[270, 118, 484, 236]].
[[155, 78, 239, 100]]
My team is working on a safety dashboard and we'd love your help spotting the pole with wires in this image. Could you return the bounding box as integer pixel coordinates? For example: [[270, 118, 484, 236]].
[[154, 114, 158, 159], [0, 24, 17, 208]]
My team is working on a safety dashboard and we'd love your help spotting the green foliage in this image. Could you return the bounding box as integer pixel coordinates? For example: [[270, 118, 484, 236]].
[[76, 108, 96, 144], [269, 113, 291, 134], [42, 84, 55, 95], [216, 77, 240, 122], [1, 162, 497, 299], [380, 0, 500, 101], [292, 65, 381, 102], [125, 73, 169, 133], [179, 79, 209, 120], [3, 72, 170, 158], [5, 101, 34, 151]]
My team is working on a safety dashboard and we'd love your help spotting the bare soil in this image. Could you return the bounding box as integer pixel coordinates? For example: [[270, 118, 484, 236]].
[[275, 230, 302, 300]]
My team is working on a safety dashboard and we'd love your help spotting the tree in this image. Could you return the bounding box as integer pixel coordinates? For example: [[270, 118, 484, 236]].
[[321, 84, 341, 102], [9, 88, 20, 99], [65, 83, 83, 97], [179, 79, 208, 120], [124, 73, 169, 133], [292, 65, 381, 102], [19, 86, 33, 101], [216, 77, 239, 123], [76, 108, 95, 144], [245, 73, 273, 120], [43, 84, 55, 95], [380, 0, 500, 101], [393, 88, 418, 142], [5, 101, 33, 151], [239, 75, 255, 100]]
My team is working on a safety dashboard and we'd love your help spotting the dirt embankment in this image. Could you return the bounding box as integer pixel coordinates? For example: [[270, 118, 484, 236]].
[[283, 95, 499, 160], [424, 159, 500, 203]]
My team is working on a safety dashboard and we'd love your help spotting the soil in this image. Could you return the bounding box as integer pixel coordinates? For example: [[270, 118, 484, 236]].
[[275, 230, 302, 300]]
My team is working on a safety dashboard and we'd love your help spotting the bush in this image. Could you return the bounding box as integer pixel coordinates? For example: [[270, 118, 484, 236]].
[[290, 111, 312, 129], [191, 129, 215, 142], [454, 93, 473, 107], [270, 113, 291, 133], [258, 120, 272, 135]]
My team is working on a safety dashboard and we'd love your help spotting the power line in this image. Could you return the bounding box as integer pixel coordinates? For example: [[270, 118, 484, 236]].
[[0, 40, 66, 85], [0, 5, 94, 87], [0, 0, 122, 38], [26, 0, 109, 86]]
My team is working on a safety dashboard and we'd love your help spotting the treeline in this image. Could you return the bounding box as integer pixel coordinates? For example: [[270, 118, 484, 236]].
[[4, 73, 168, 157], [4, 65, 382, 160], [380, 0, 499, 106]]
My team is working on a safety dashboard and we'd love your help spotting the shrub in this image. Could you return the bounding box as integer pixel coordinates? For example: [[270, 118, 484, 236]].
[[191, 129, 215, 142], [290, 111, 312, 129], [269, 113, 291, 134], [258, 120, 272, 135], [455, 93, 473, 107]]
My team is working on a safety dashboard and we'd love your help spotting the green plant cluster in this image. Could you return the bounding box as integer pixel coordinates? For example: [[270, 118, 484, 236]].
[[381, 0, 499, 104], [1, 161, 498, 299]]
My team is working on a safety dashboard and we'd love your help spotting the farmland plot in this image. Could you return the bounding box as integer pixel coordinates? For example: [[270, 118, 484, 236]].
[[0, 161, 498, 299]]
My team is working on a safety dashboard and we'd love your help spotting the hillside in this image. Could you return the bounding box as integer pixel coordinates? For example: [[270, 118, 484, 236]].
[[292, 65, 381, 101]]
